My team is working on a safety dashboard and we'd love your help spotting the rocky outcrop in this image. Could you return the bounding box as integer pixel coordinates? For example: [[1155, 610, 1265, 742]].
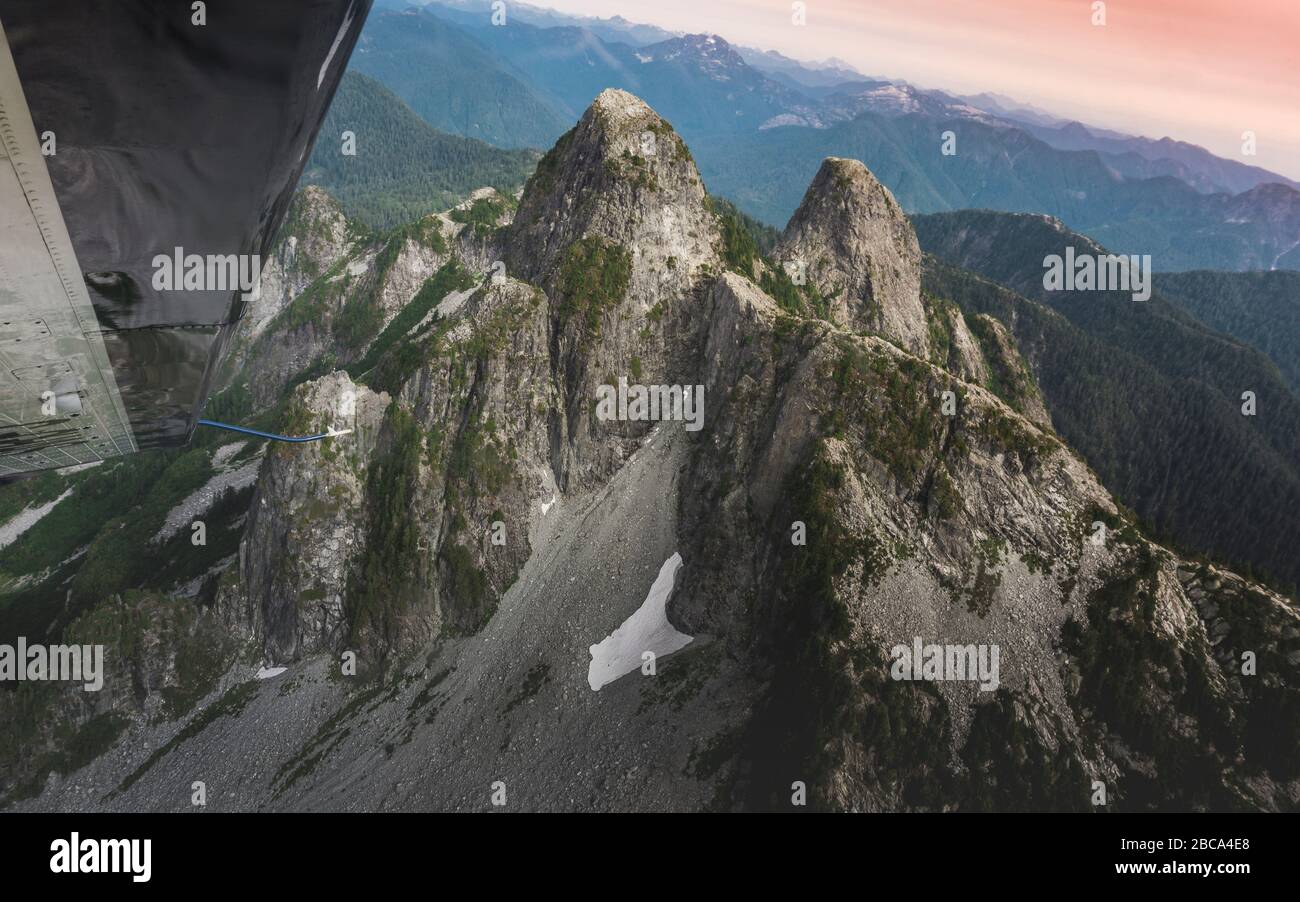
[[220, 372, 390, 664], [501, 88, 721, 490], [238, 215, 456, 406], [674, 264, 1296, 810], [506, 88, 717, 284], [391, 276, 555, 649], [924, 293, 988, 385], [0, 588, 243, 805], [776, 157, 930, 357], [251, 187, 361, 337], [965, 312, 1051, 427], [372, 217, 454, 326]]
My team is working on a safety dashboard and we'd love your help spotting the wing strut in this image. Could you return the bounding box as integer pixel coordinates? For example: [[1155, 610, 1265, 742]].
[[196, 419, 352, 443]]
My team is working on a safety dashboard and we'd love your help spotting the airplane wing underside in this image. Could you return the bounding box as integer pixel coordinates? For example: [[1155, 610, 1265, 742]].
[[0, 0, 371, 476]]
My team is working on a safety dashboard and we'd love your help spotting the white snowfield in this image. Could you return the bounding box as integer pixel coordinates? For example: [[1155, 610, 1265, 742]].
[[587, 552, 693, 691]]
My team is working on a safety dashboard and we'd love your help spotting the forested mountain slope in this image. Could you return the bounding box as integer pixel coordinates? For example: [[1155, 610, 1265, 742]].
[[1156, 270, 1300, 393], [915, 210, 1300, 592], [303, 72, 538, 229]]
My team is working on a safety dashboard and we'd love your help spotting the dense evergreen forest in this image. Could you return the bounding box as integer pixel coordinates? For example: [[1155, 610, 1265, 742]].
[[1157, 270, 1300, 392]]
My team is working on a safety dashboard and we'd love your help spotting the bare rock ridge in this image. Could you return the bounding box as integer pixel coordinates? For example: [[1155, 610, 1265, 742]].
[[776, 157, 931, 357]]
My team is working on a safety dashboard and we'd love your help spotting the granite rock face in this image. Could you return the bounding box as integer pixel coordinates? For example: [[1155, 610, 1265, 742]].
[[221, 371, 390, 664], [777, 157, 930, 357]]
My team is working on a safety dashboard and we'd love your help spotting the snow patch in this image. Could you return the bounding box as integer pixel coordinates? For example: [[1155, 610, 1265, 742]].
[[588, 552, 693, 691], [541, 493, 557, 515], [257, 666, 288, 680]]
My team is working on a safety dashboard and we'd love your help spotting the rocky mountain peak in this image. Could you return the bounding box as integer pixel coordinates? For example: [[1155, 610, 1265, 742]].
[[588, 87, 658, 133], [651, 33, 745, 67], [505, 90, 717, 285], [776, 156, 931, 356]]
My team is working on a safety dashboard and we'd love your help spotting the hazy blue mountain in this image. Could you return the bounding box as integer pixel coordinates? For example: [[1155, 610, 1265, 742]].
[[424, 0, 679, 45], [698, 111, 1300, 271], [956, 92, 1066, 127], [1014, 120, 1300, 196], [349, 8, 569, 149], [416, 17, 634, 122], [443, 19, 821, 137], [412, 4, 1300, 207], [735, 45, 870, 89], [355, 10, 1300, 273]]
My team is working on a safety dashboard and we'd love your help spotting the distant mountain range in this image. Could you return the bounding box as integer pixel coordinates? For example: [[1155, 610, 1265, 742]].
[[1013, 120, 1300, 196], [407, 0, 679, 45], [701, 112, 1300, 272], [350, 6, 1300, 273], [734, 46, 873, 90], [349, 8, 569, 148]]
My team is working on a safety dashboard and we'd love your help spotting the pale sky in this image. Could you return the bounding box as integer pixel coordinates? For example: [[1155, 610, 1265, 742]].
[[522, 0, 1300, 181]]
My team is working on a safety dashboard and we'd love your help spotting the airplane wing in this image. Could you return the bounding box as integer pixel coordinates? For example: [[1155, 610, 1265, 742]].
[[0, 0, 371, 475]]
